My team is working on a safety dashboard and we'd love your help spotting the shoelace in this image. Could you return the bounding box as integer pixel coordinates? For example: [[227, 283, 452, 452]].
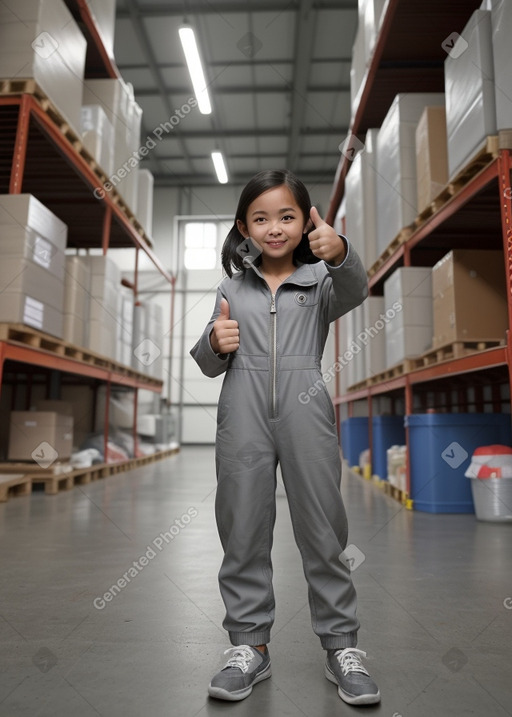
[[222, 646, 257, 673], [334, 648, 370, 677]]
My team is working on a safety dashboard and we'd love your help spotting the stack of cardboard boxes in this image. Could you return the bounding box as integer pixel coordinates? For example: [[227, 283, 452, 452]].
[[340, 2, 512, 388], [444, 9, 496, 180], [0, 0, 87, 136], [432, 250, 508, 347], [117, 286, 135, 367], [349, 0, 386, 121], [0, 194, 67, 338], [137, 169, 155, 239], [85, 0, 116, 60], [84, 255, 121, 361], [490, 0, 512, 134], [344, 128, 379, 271], [376, 92, 445, 256], [63, 256, 91, 347], [384, 267, 433, 368], [83, 78, 143, 214], [415, 106, 449, 214], [80, 105, 115, 178], [132, 301, 164, 380], [8, 401, 73, 463]]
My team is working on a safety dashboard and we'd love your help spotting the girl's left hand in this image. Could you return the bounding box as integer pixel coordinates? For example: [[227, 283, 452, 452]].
[[307, 206, 346, 266]]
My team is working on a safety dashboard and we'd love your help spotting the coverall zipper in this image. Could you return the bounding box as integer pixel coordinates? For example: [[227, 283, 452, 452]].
[[270, 293, 277, 418]]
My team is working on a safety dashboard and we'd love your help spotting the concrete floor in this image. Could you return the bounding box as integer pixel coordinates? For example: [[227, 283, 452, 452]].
[[0, 445, 511, 717]]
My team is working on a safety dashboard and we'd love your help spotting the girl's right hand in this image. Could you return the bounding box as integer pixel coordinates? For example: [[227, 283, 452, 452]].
[[210, 298, 239, 355]]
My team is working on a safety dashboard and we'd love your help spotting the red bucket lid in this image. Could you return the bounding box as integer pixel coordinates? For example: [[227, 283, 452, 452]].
[[473, 444, 512, 456]]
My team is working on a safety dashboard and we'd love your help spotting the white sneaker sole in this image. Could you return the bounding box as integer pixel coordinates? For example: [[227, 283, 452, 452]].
[[208, 663, 272, 701], [325, 663, 381, 705]]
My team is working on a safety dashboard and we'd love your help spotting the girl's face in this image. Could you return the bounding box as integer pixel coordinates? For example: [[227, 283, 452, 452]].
[[237, 185, 308, 264]]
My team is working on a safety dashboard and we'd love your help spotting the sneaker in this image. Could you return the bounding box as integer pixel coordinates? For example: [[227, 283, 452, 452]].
[[208, 645, 271, 701], [325, 648, 380, 705]]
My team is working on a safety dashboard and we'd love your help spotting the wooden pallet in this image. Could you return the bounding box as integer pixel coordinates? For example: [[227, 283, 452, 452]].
[[498, 129, 512, 150], [406, 339, 505, 370], [0, 323, 163, 388], [31, 472, 75, 495], [368, 136, 500, 276], [382, 480, 408, 505], [0, 462, 72, 475], [367, 225, 414, 278], [0, 79, 149, 244], [0, 447, 180, 501], [347, 360, 409, 392], [413, 136, 499, 232], [449, 136, 499, 191], [0, 78, 46, 99], [0, 474, 32, 502], [346, 339, 505, 394]]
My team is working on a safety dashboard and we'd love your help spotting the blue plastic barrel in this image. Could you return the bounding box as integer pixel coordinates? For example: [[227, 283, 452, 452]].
[[406, 413, 512, 513], [372, 416, 406, 480], [340, 417, 369, 468]]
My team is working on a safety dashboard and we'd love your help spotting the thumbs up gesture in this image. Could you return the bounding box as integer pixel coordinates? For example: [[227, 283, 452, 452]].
[[210, 298, 240, 355], [308, 206, 346, 266]]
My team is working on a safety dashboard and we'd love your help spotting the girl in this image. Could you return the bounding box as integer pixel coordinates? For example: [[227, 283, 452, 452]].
[[190, 170, 380, 706]]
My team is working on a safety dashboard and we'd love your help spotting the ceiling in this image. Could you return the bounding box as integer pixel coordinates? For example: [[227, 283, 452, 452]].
[[113, 0, 358, 188]]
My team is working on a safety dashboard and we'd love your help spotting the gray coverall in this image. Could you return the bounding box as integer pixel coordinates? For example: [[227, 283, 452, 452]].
[[190, 240, 368, 650]]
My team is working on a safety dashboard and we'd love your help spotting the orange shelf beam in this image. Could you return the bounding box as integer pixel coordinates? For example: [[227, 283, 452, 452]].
[[0, 342, 163, 392]]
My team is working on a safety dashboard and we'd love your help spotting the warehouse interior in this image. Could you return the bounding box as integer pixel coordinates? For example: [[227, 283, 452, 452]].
[[0, 0, 511, 715]]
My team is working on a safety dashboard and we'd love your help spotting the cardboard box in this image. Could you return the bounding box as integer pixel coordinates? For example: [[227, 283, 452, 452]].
[[8, 411, 73, 461], [0, 0, 86, 136], [82, 79, 143, 211], [385, 266, 433, 300], [81, 105, 115, 176], [0, 257, 64, 311], [63, 313, 87, 346], [64, 257, 91, 322], [83, 254, 121, 285], [491, 0, 512, 131], [432, 250, 508, 346], [361, 0, 385, 61], [416, 106, 448, 213], [386, 324, 433, 366], [350, 23, 366, 121], [444, 9, 496, 179], [0, 226, 65, 280], [0, 194, 67, 246], [89, 283, 119, 322], [345, 128, 379, 271], [117, 288, 134, 350], [85, 0, 116, 59], [88, 319, 116, 358], [376, 93, 445, 254], [363, 296, 387, 377], [0, 293, 63, 337], [384, 267, 433, 365], [137, 169, 154, 237]]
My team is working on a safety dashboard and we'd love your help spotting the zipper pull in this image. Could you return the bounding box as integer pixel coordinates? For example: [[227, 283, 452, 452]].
[[270, 294, 276, 313]]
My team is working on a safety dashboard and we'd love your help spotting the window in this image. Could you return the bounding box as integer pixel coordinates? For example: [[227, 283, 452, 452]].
[[184, 222, 217, 270]]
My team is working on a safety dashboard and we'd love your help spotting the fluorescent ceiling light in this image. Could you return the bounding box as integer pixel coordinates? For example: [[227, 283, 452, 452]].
[[211, 151, 228, 184], [179, 26, 211, 115]]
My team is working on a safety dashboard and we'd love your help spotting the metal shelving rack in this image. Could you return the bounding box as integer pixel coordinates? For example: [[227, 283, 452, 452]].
[[327, 0, 512, 500], [0, 0, 177, 467]]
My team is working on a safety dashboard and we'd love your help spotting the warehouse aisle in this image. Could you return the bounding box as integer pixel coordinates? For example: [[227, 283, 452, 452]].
[[0, 446, 511, 717]]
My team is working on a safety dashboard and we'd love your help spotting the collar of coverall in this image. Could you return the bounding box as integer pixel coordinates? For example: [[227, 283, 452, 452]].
[[245, 255, 319, 288]]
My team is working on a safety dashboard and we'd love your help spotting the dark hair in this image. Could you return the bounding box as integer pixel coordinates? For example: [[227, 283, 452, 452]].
[[221, 169, 320, 277]]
